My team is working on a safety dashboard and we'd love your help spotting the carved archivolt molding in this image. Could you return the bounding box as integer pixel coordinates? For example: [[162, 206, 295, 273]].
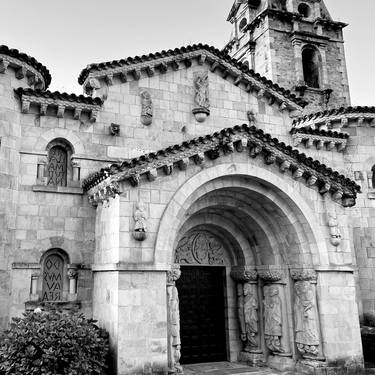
[[175, 231, 225, 265]]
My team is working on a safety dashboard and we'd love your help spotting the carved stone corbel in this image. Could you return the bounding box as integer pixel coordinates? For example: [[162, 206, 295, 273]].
[[167, 265, 183, 374]]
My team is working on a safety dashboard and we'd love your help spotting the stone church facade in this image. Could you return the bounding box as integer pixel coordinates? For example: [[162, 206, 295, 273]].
[[0, 0, 374, 374]]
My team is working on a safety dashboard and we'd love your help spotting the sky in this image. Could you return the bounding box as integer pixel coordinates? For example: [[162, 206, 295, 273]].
[[1, 0, 373, 106]]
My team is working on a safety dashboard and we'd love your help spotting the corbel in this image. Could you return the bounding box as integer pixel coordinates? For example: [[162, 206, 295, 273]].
[[341, 117, 348, 128], [163, 163, 173, 175], [57, 105, 65, 118], [235, 138, 248, 152], [194, 152, 205, 165], [27, 74, 36, 86], [90, 110, 98, 123], [129, 174, 140, 187], [256, 88, 265, 99], [15, 66, 26, 80], [145, 66, 155, 77], [337, 142, 346, 152], [21, 100, 30, 114], [245, 82, 254, 92], [319, 182, 331, 194], [147, 168, 158, 181], [249, 144, 262, 158], [358, 117, 364, 127], [279, 160, 291, 173], [73, 108, 82, 120], [326, 141, 335, 151], [35, 78, 44, 90], [198, 54, 207, 65], [264, 153, 276, 165], [119, 71, 128, 83], [292, 167, 304, 180], [233, 74, 243, 86], [170, 60, 179, 71], [0, 58, 9, 73], [222, 68, 230, 80], [132, 69, 141, 81], [157, 62, 168, 74], [178, 157, 189, 171], [40, 103, 48, 116], [307, 175, 317, 186], [183, 58, 192, 68], [305, 138, 314, 149], [267, 95, 275, 106], [210, 61, 220, 73], [279, 102, 287, 111], [207, 148, 220, 160], [105, 74, 114, 86], [316, 140, 324, 150], [332, 189, 343, 200]]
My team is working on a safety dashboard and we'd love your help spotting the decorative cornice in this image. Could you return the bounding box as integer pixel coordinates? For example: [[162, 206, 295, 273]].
[[293, 106, 375, 130], [78, 44, 306, 109], [83, 124, 360, 208], [290, 127, 349, 152], [0, 45, 51, 88], [230, 266, 258, 282], [15, 88, 103, 122]]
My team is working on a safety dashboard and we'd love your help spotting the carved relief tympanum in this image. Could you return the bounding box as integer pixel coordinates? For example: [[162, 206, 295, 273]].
[[175, 231, 224, 265]]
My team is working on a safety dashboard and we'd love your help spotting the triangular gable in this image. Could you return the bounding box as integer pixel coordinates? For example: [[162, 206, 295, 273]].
[[78, 44, 306, 110], [83, 124, 360, 207]]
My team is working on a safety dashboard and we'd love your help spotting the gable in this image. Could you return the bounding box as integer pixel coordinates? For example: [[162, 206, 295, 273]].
[[83, 124, 360, 208]]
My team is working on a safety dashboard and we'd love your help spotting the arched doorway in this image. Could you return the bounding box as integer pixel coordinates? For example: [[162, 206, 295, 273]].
[[162, 167, 327, 372]]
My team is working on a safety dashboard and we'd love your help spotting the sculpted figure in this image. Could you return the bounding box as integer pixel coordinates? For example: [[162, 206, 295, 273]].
[[243, 283, 259, 351], [327, 213, 341, 246], [134, 203, 147, 233], [140, 90, 153, 125], [264, 285, 283, 353], [194, 72, 210, 109], [169, 286, 183, 373], [294, 281, 320, 357]]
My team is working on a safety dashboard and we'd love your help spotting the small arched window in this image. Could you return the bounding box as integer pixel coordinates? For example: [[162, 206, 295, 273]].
[[46, 138, 73, 187], [298, 3, 311, 18], [302, 47, 321, 89], [41, 251, 66, 302], [239, 18, 247, 32]]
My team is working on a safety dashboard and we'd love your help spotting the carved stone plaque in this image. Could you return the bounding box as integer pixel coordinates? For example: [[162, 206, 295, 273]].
[[42, 254, 64, 301], [175, 231, 225, 265]]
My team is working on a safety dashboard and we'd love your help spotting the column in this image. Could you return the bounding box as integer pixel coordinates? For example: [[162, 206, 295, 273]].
[[167, 264, 183, 374], [67, 267, 78, 301], [230, 266, 264, 366], [292, 39, 304, 86], [290, 268, 325, 366], [37, 156, 47, 185], [30, 272, 40, 301], [258, 266, 294, 372]]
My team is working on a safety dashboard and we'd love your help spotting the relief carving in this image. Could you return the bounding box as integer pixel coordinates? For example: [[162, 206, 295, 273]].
[[243, 283, 259, 351], [133, 202, 147, 241], [264, 285, 284, 353], [140, 90, 153, 126], [192, 71, 210, 122], [294, 281, 320, 357], [167, 265, 183, 374], [327, 213, 342, 246], [175, 231, 224, 265]]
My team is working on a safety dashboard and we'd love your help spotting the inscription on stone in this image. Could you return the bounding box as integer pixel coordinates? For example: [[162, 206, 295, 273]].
[[42, 254, 64, 301], [47, 146, 67, 186]]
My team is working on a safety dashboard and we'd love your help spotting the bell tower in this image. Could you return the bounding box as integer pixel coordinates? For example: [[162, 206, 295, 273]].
[[224, 0, 351, 111]]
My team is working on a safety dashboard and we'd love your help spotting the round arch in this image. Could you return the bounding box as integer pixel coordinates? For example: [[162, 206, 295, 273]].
[[154, 163, 327, 267]]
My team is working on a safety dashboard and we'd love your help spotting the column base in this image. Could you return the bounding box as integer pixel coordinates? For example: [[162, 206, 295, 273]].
[[267, 354, 295, 372], [296, 359, 365, 375], [238, 351, 266, 367]]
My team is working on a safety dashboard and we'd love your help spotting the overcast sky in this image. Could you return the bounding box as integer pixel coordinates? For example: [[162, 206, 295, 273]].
[[1, 0, 373, 106]]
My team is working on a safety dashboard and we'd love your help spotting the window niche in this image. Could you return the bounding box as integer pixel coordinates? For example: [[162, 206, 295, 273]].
[[298, 3, 311, 18], [302, 46, 321, 89], [27, 249, 79, 310], [36, 138, 81, 191]]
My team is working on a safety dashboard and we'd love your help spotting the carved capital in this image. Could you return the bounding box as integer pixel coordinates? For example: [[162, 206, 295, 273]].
[[290, 268, 317, 281], [258, 267, 284, 282], [167, 264, 181, 285], [230, 266, 258, 282], [67, 269, 78, 279]]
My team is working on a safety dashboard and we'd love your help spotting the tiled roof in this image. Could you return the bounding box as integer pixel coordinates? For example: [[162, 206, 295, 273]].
[[83, 124, 360, 207], [290, 127, 349, 139], [16, 88, 103, 105], [0, 45, 51, 88], [293, 106, 375, 127], [78, 43, 306, 108]]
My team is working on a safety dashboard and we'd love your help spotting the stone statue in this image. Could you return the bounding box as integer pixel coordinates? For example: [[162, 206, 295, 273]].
[[167, 267, 183, 374], [133, 203, 147, 241], [194, 72, 210, 110], [327, 213, 341, 246], [140, 90, 153, 125], [294, 281, 320, 357], [263, 285, 283, 353], [243, 283, 259, 351]]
